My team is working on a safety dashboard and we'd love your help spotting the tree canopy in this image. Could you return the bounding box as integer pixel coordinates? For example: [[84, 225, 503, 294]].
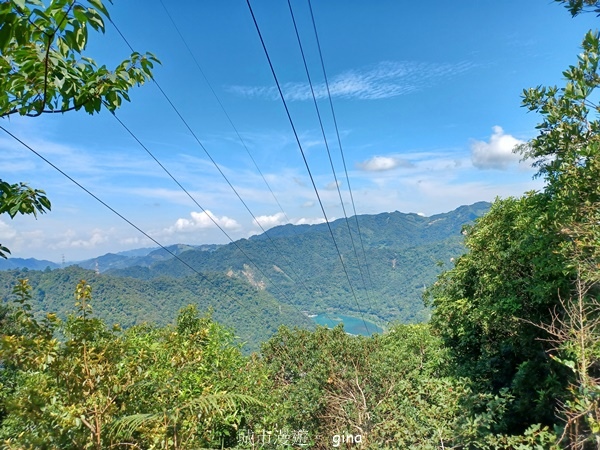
[[0, 0, 158, 258], [0, 0, 158, 117], [428, 21, 600, 447], [2, 0, 600, 447]]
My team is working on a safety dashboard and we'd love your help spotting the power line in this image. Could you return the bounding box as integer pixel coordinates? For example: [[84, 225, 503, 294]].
[[154, 0, 323, 311], [161, 0, 375, 331], [245, 0, 371, 335], [110, 109, 318, 313], [108, 17, 304, 307], [157, 0, 293, 227], [307, 0, 377, 306], [0, 124, 255, 316], [286, 0, 374, 319]]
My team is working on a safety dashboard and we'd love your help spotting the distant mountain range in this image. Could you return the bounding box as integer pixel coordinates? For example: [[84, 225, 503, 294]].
[[74, 243, 221, 272], [0, 257, 60, 271], [0, 202, 490, 349], [0, 243, 221, 272]]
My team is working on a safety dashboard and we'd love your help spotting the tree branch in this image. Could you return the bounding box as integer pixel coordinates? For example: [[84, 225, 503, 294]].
[[27, 0, 78, 117]]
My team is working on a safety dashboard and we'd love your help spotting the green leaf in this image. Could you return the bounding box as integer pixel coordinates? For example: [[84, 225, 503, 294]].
[[88, 0, 110, 19], [12, 0, 26, 10], [0, 19, 15, 51], [0, 243, 11, 259], [73, 6, 87, 24]]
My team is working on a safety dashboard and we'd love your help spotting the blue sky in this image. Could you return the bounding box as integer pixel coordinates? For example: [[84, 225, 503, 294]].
[[1, 0, 597, 261]]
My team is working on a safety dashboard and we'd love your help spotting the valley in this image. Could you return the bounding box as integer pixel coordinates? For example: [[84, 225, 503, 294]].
[[0, 202, 489, 350]]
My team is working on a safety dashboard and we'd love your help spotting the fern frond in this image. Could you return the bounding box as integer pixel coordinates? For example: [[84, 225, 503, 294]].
[[183, 392, 264, 417], [108, 412, 163, 438]]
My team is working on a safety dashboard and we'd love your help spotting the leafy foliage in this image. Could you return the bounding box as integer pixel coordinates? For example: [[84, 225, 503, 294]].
[[427, 194, 572, 432], [520, 26, 600, 449], [109, 305, 262, 449], [0, 180, 50, 219], [0, 265, 315, 352], [428, 12, 600, 447], [0, 280, 259, 449], [0, 273, 564, 449], [247, 323, 558, 449], [0, 0, 159, 117], [0, 180, 51, 258], [0, 0, 158, 260], [555, 0, 600, 16]]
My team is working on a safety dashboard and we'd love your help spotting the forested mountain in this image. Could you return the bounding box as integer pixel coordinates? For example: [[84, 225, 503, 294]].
[[0, 265, 312, 352], [0, 257, 59, 271], [248, 201, 489, 246], [106, 202, 491, 324], [0, 203, 488, 349], [74, 243, 220, 272], [0, 244, 222, 271]]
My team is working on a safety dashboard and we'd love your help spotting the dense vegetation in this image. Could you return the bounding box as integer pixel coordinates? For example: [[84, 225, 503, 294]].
[[0, 265, 314, 353], [105, 203, 489, 325], [0, 280, 560, 449], [0, 203, 489, 339], [2, 0, 600, 448]]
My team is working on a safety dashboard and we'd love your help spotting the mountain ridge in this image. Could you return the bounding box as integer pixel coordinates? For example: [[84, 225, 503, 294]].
[[0, 202, 489, 272], [0, 202, 491, 346], [101, 201, 491, 324]]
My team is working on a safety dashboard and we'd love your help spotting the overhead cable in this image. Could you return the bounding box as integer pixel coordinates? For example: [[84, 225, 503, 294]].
[[245, 0, 371, 335], [154, 0, 322, 307], [108, 17, 307, 308], [157, 0, 293, 227], [0, 124, 255, 315], [287, 0, 374, 318], [307, 0, 377, 300]]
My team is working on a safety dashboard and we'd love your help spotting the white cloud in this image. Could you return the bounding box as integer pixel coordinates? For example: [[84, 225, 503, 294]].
[[128, 187, 202, 206], [253, 213, 330, 229], [165, 210, 241, 234], [0, 131, 165, 182], [120, 236, 144, 245], [69, 230, 109, 249], [230, 60, 475, 101], [294, 217, 328, 225], [470, 126, 525, 170], [293, 177, 306, 187], [0, 220, 17, 240], [253, 212, 288, 228], [356, 156, 413, 172], [325, 180, 342, 190], [50, 228, 111, 251]]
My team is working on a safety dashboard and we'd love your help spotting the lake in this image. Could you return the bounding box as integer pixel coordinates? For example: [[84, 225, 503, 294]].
[[312, 313, 383, 336]]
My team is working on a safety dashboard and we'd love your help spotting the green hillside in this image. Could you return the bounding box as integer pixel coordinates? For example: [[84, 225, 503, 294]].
[[106, 202, 490, 324], [0, 203, 488, 350], [0, 265, 313, 352]]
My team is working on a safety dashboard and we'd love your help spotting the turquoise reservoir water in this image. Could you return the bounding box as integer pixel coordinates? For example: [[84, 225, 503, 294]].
[[312, 314, 383, 336]]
